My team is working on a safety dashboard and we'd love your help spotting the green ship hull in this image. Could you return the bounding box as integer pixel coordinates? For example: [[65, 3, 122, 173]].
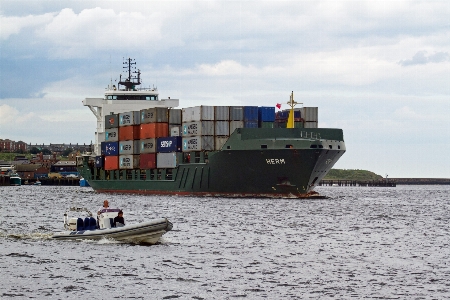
[[78, 128, 345, 198]]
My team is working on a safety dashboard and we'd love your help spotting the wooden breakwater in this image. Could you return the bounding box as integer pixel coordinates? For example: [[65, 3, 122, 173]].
[[319, 180, 396, 187]]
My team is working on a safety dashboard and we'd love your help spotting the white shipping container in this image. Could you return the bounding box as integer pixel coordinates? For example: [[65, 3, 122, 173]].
[[170, 125, 181, 137], [119, 140, 140, 155], [215, 121, 230, 136], [104, 128, 119, 142], [301, 107, 318, 122], [182, 136, 214, 152], [119, 155, 140, 169], [215, 106, 230, 120], [182, 121, 214, 136], [119, 111, 141, 126], [215, 136, 229, 150], [304, 121, 318, 128], [229, 106, 244, 121], [182, 106, 214, 122], [229, 121, 244, 135], [157, 152, 178, 168], [140, 138, 156, 154]]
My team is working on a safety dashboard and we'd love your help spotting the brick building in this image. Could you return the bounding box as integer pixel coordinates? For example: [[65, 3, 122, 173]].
[[0, 139, 27, 152], [30, 153, 58, 169]]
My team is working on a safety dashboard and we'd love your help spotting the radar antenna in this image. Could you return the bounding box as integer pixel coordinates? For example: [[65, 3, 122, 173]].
[[118, 58, 141, 91]]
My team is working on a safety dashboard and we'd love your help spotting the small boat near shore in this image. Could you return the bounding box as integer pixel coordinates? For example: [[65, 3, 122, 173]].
[[9, 173, 21, 186], [52, 207, 173, 244]]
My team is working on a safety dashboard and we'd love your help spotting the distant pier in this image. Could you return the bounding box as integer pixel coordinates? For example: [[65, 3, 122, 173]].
[[320, 178, 450, 186], [319, 180, 396, 187]]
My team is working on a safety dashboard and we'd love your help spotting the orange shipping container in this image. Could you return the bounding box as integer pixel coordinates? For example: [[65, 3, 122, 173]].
[[104, 156, 119, 170], [140, 123, 169, 139], [119, 125, 140, 141]]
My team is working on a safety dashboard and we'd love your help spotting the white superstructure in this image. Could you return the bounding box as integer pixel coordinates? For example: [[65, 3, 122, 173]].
[[83, 58, 179, 155]]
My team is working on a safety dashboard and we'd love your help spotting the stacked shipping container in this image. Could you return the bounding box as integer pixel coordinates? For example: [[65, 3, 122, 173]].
[[97, 105, 317, 173], [118, 111, 141, 169], [140, 108, 168, 169], [182, 106, 215, 152]]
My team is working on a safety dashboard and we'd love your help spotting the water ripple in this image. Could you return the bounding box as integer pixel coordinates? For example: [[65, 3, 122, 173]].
[[0, 185, 449, 299]]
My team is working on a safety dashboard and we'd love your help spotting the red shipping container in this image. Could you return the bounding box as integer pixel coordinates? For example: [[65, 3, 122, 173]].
[[119, 125, 140, 141], [140, 153, 157, 169], [140, 123, 169, 139], [104, 156, 119, 170]]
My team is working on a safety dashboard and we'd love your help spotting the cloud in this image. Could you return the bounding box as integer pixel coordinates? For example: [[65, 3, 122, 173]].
[[399, 51, 450, 66], [36, 8, 164, 58], [0, 104, 35, 125], [0, 13, 54, 40]]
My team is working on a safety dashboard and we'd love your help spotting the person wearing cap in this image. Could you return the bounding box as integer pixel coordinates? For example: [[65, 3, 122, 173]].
[[114, 210, 125, 227]]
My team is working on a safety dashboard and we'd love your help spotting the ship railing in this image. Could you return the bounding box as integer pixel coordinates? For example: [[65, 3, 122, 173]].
[[300, 131, 321, 140]]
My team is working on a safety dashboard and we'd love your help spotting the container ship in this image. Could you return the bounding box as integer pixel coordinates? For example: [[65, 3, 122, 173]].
[[78, 58, 345, 198]]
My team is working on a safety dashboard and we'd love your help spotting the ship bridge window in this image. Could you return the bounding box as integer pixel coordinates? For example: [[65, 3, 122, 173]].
[[142, 95, 157, 100], [285, 145, 293, 148], [260, 145, 268, 149], [310, 145, 317, 148]]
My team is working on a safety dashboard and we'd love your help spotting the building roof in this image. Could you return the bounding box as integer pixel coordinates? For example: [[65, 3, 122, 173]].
[[53, 161, 76, 166], [17, 164, 43, 172]]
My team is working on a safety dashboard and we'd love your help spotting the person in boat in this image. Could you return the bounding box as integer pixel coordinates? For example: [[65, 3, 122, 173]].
[[97, 200, 110, 215], [114, 210, 125, 227]]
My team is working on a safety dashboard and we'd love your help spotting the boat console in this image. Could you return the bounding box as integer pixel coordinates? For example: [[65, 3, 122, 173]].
[[98, 208, 122, 229]]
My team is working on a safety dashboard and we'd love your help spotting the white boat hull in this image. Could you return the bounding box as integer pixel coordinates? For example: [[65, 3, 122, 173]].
[[52, 218, 172, 244]]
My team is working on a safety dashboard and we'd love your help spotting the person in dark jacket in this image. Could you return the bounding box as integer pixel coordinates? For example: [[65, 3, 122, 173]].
[[114, 210, 125, 227]]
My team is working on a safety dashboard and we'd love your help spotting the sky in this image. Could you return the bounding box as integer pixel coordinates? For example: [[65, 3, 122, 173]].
[[0, 0, 449, 178]]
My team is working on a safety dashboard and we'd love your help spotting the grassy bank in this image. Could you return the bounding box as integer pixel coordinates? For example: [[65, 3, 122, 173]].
[[324, 169, 383, 181]]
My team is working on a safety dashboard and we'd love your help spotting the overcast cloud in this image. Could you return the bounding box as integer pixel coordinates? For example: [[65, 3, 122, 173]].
[[0, 0, 449, 178]]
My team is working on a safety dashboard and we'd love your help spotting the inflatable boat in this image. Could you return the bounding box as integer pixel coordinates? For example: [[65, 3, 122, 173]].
[[52, 207, 173, 244]]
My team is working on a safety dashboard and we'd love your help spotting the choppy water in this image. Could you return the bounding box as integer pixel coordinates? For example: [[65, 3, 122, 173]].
[[0, 185, 449, 299]]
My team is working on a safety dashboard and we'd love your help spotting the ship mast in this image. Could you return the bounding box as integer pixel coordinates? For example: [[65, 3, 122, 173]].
[[118, 58, 141, 91], [286, 91, 301, 128]]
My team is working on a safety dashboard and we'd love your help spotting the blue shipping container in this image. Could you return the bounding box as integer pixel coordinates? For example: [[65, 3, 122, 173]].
[[244, 121, 258, 128], [157, 136, 182, 153], [276, 111, 289, 119], [243, 106, 258, 121], [95, 156, 104, 168], [258, 107, 275, 122], [101, 141, 119, 156]]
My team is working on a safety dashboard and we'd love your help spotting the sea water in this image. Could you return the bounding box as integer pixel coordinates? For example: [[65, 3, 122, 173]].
[[0, 185, 449, 299]]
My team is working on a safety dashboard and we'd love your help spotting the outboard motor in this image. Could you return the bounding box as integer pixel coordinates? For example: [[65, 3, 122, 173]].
[[89, 217, 97, 230], [76, 218, 84, 231], [84, 217, 91, 230]]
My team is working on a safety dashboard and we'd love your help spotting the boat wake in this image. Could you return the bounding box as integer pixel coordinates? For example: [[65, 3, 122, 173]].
[[1, 232, 54, 240]]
